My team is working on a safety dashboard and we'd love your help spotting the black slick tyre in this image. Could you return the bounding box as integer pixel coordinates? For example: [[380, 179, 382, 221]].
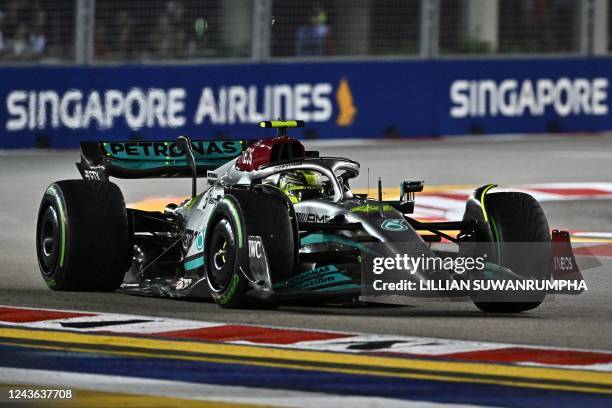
[[36, 180, 131, 291], [205, 188, 296, 308], [473, 192, 551, 313]]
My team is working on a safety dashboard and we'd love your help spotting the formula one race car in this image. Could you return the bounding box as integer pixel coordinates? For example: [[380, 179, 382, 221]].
[[36, 121, 583, 313]]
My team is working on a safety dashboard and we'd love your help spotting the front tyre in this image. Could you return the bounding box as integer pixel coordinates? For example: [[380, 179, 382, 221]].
[[36, 180, 131, 291], [205, 188, 297, 308], [205, 196, 251, 308], [473, 192, 551, 313]]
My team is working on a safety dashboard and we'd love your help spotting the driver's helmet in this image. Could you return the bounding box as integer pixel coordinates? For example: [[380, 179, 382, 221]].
[[278, 170, 324, 203]]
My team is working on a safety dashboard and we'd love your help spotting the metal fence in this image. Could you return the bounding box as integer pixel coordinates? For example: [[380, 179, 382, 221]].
[[0, 0, 75, 62], [0, 0, 608, 64], [94, 0, 252, 61], [439, 0, 583, 55], [271, 0, 421, 57]]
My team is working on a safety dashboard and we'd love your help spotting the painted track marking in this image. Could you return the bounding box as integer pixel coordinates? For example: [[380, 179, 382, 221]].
[[1, 326, 612, 395], [2, 305, 612, 372]]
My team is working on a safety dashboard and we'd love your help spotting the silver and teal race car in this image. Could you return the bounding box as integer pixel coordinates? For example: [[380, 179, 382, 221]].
[[36, 121, 583, 312]]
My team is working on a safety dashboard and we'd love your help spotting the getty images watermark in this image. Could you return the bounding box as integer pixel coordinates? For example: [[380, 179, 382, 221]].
[[362, 243, 589, 298]]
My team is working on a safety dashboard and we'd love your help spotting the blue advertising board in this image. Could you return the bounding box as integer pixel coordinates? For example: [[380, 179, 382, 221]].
[[1, 57, 611, 148]]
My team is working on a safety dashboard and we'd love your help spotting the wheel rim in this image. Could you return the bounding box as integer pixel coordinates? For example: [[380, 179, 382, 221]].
[[38, 205, 60, 274], [213, 240, 228, 271], [207, 219, 236, 292]]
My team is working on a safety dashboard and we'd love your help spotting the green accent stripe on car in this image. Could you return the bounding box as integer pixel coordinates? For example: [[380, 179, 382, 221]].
[[57, 202, 66, 268], [479, 184, 496, 223], [219, 274, 240, 305], [184, 256, 204, 270], [350, 203, 393, 213], [223, 198, 243, 248], [47, 185, 66, 268], [45, 278, 57, 288], [478, 184, 502, 262]]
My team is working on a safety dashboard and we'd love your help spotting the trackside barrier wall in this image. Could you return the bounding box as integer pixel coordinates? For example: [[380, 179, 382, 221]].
[[2, 57, 612, 148]]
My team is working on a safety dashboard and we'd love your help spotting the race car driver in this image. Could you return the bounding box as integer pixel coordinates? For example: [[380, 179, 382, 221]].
[[276, 170, 326, 203]]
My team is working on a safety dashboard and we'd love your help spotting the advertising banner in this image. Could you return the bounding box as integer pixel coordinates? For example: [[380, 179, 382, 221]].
[[1, 57, 610, 148]]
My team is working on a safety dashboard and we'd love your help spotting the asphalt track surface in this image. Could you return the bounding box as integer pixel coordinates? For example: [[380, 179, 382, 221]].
[[1, 134, 611, 350]]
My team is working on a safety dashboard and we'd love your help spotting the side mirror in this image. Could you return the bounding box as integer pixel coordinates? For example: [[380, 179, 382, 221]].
[[400, 180, 424, 200], [397, 180, 424, 214]]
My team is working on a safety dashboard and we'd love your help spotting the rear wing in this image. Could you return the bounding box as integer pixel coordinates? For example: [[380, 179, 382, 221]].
[[77, 140, 245, 180]]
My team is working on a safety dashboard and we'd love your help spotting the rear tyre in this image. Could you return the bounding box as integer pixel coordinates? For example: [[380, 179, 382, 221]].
[[205, 189, 296, 308], [36, 180, 131, 291], [473, 192, 551, 313]]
